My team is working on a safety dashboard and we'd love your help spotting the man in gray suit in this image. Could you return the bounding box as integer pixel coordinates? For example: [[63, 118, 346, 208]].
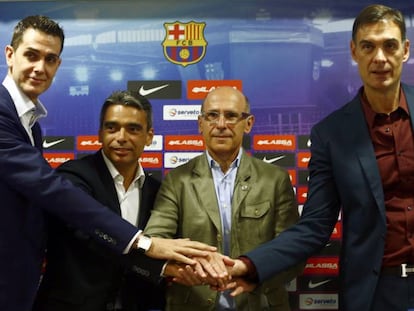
[[145, 86, 303, 310]]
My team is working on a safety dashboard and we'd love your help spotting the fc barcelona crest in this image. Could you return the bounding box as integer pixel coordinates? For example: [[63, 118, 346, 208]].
[[162, 21, 207, 67]]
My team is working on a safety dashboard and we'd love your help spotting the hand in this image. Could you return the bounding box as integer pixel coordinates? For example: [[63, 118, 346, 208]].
[[193, 252, 235, 283], [224, 259, 257, 295], [145, 237, 217, 265], [228, 258, 248, 277], [164, 262, 206, 286], [167, 252, 236, 288], [226, 277, 257, 296]]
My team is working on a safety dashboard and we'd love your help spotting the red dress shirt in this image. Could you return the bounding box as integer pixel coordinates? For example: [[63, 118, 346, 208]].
[[361, 87, 414, 266]]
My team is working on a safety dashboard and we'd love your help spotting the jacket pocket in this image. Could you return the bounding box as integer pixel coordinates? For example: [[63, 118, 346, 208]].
[[240, 201, 270, 219]]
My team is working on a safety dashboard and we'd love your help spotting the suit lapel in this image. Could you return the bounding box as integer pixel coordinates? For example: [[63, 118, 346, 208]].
[[94, 152, 121, 214], [192, 154, 222, 231], [0, 85, 34, 146], [138, 175, 159, 229], [402, 84, 414, 127], [32, 122, 43, 152], [345, 96, 386, 223], [232, 152, 252, 218]]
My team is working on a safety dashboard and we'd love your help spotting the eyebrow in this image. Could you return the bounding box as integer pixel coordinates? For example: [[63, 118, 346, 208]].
[[25, 47, 60, 58], [359, 37, 399, 44]]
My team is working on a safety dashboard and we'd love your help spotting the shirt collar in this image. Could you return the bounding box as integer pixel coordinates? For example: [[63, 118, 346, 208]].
[[206, 148, 242, 169], [360, 86, 409, 128], [101, 150, 145, 188], [2, 75, 47, 120]]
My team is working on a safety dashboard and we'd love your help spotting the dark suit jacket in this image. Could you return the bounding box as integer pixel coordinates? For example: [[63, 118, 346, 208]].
[[34, 151, 165, 311], [245, 84, 414, 311], [0, 84, 139, 311]]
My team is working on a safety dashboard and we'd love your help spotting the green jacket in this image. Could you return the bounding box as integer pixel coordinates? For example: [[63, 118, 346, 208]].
[[145, 151, 304, 310]]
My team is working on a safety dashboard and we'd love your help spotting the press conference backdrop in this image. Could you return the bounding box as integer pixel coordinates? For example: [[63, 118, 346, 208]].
[[0, 0, 413, 310]]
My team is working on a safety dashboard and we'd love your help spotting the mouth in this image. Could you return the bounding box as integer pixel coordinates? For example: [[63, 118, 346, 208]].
[[112, 147, 131, 155], [371, 69, 390, 75], [29, 77, 46, 84]]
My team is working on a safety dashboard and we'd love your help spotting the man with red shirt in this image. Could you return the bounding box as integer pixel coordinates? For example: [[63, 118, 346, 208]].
[[228, 4, 414, 311]]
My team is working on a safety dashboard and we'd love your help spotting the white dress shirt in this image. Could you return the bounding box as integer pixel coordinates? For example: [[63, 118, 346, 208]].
[[101, 150, 145, 226]]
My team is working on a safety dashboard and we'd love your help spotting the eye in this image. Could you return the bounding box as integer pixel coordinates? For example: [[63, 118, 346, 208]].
[[361, 43, 374, 52], [103, 122, 117, 132], [205, 111, 220, 120], [384, 41, 398, 51], [45, 55, 59, 64], [224, 111, 239, 121], [128, 125, 143, 133], [25, 51, 38, 61]]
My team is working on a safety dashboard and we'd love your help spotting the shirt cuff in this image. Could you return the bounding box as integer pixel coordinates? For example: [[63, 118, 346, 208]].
[[123, 230, 142, 254]]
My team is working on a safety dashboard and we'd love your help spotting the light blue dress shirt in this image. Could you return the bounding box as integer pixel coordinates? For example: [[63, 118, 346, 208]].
[[206, 148, 242, 311]]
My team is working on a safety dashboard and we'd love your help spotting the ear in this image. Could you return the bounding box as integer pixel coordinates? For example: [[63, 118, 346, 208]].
[[145, 127, 154, 146], [98, 128, 103, 143], [403, 39, 410, 63], [198, 115, 203, 134], [350, 40, 358, 63], [5, 45, 14, 67], [244, 115, 254, 134]]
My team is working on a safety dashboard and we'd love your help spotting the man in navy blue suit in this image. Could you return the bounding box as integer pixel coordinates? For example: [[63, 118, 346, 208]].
[[227, 4, 414, 311], [0, 15, 218, 311]]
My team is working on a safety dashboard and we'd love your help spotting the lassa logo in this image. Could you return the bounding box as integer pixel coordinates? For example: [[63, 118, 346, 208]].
[[253, 135, 296, 151], [43, 153, 74, 168], [331, 222, 342, 240], [297, 151, 311, 168], [187, 80, 242, 99], [165, 135, 204, 151], [304, 257, 339, 276], [139, 152, 162, 169], [296, 186, 308, 204], [77, 136, 102, 151]]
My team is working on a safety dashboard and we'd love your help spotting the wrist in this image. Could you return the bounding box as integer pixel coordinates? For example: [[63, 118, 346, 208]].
[[134, 232, 152, 254]]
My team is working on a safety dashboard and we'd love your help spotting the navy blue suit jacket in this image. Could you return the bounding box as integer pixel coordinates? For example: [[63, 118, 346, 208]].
[[0, 85, 138, 311], [245, 84, 414, 311], [34, 151, 165, 311]]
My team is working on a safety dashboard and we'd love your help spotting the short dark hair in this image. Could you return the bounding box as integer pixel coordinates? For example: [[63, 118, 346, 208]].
[[352, 4, 406, 42], [99, 90, 153, 131], [11, 15, 65, 54]]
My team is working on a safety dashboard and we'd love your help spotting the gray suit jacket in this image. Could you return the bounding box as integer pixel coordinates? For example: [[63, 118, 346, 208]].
[[145, 150, 303, 311]]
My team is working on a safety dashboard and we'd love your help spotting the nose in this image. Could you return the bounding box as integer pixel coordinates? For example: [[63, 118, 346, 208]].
[[216, 114, 227, 128], [33, 59, 46, 73], [373, 48, 387, 63], [116, 128, 127, 141]]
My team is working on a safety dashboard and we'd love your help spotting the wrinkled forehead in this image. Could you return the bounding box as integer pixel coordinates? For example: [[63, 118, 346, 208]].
[[355, 20, 403, 41]]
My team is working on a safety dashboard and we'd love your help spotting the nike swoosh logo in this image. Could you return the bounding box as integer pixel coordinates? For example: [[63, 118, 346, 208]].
[[262, 155, 285, 164], [42, 138, 65, 149], [308, 279, 331, 289], [139, 84, 169, 96]]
